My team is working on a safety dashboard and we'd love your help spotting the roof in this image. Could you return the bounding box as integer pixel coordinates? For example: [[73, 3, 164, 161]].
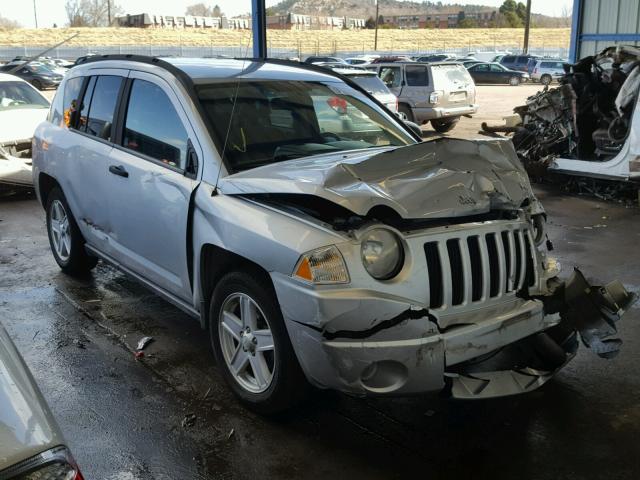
[[75, 55, 342, 84], [0, 72, 27, 82]]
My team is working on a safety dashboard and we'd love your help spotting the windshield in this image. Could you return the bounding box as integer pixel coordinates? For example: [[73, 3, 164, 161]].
[[27, 64, 53, 74], [348, 75, 390, 95], [431, 64, 473, 85], [0, 81, 49, 110], [197, 80, 413, 172]]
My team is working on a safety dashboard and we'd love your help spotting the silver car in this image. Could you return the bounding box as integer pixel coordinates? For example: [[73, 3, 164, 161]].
[[370, 61, 478, 132], [0, 324, 84, 478], [32, 56, 635, 413], [530, 59, 566, 85]]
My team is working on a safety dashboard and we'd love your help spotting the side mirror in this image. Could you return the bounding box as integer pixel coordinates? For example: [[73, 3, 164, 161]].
[[185, 140, 198, 178], [404, 120, 423, 138]]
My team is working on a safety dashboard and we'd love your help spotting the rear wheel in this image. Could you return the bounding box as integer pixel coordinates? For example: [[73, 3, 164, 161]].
[[209, 270, 308, 414], [431, 117, 459, 133], [398, 104, 414, 123], [509, 76, 521, 86], [540, 74, 552, 86], [46, 187, 98, 275]]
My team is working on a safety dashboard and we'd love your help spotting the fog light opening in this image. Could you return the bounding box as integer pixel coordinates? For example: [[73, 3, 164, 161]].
[[360, 360, 408, 393]]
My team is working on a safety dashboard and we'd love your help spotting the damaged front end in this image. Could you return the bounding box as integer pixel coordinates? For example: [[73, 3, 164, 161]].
[[0, 140, 34, 193], [227, 138, 637, 399], [484, 45, 640, 184]]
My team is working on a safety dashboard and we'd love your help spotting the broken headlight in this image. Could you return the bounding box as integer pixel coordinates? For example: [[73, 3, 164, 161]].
[[360, 229, 404, 280], [293, 245, 349, 284]]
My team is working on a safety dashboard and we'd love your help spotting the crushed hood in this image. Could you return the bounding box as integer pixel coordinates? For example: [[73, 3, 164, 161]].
[[218, 138, 539, 219], [0, 108, 48, 145]]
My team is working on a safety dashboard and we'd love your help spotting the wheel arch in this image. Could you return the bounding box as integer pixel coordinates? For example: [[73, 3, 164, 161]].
[[199, 244, 277, 331], [38, 172, 60, 208]]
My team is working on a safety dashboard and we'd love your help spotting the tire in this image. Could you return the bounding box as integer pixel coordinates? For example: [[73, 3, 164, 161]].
[[32, 80, 43, 90], [398, 104, 414, 123], [509, 76, 520, 86], [540, 74, 552, 86], [45, 187, 98, 275], [431, 117, 459, 133], [209, 270, 308, 414]]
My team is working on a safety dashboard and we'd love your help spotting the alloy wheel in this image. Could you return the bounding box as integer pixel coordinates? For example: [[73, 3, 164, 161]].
[[49, 199, 71, 262], [218, 292, 276, 393]]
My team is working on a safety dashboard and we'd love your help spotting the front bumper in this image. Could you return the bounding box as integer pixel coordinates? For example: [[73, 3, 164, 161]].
[[0, 155, 33, 189], [272, 267, 636, 399], [413, 104, 478, 122]]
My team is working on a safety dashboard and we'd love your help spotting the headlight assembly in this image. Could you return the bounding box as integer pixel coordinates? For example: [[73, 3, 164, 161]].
[[360, 228, 404, 280]]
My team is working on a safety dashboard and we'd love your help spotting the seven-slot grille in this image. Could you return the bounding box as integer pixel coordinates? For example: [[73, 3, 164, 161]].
[[423, 225, 537, 309]]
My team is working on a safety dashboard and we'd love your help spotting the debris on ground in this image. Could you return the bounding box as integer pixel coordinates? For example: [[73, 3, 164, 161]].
[[227, 428, 235, 440], [182, 413, 197, 428], [136, 336, 154, 351], [134, 351, 145, 360], [74, 339, 86, 349]]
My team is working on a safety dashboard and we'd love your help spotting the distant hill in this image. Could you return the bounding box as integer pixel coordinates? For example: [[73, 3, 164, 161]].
[[265, 0, 568, 27]]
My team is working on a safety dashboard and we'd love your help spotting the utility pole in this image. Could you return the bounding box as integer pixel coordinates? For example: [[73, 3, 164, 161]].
[[107, 0, 112, 26], [523, 0, 531, 53], [33, 0, 38, 28], [374, 0, 379, 51]]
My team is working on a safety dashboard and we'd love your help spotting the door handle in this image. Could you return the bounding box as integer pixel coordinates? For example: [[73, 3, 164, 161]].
[[109, 165, 128, 178]]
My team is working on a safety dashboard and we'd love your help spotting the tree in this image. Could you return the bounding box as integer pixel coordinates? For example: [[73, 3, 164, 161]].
[[458, 18, 478, 28], [186, 3, 212, 16], [0, 14, 20, 28], [365, 16, 376, 29], [65, 0, 123, 27], [185, 2, 224, 17]]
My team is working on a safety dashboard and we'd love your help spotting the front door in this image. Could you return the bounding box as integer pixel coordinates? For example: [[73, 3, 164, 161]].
[[105, 71, 201, 301]]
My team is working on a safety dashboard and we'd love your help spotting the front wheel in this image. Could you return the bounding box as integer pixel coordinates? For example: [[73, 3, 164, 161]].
[[209, 270, 308, 414], [509, 76, 521, 86], [540, 74, 552, 86], [431, 117, 459, 133], [46, 187, 98, 275]]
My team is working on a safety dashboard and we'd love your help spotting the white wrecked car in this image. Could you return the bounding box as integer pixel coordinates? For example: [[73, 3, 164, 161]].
[[0, 72, 50, 191]]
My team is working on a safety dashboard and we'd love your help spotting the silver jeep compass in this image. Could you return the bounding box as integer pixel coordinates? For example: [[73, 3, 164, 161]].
[[32, 56, 636, 413]]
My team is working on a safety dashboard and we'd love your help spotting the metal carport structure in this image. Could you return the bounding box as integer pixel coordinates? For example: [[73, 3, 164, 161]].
[[570, 0, 640, 62]]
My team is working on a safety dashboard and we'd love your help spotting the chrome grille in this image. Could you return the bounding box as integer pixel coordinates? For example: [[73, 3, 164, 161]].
[[423, 225, 537, 309]]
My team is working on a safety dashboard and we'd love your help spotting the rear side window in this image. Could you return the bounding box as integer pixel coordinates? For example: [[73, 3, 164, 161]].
[[502, 56, 515, 64], [51, 76, 83, 127], [78, 75, 122, 141], [379, 67, 402, 88], [123, 79, 189, 169], [516, 56, 529, 64], [405, 65, 429, 86]]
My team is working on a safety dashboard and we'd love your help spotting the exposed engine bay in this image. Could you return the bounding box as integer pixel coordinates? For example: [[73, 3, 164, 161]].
[[483, 46, 640, 185]]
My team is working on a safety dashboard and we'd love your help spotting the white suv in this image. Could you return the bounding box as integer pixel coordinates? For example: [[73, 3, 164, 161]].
[[531, 59, 565, 85]]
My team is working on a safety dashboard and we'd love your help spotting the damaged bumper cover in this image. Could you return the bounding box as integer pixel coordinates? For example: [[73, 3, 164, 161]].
[[272, 268, 636, 399]]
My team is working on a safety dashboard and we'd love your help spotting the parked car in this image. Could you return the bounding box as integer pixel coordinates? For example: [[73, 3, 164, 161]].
[[0, 73, 50, 190], [466, 51, 512, 62], [415, 54, 458, 63], [332, 68, 398, 113], [467, 62, 530, 85], [304, 56, 347, 65], [370, 61, 477, 131], [344, 57, 370, 66], [33, 55, 635, 413], [530, 58, 566, 85], [370, 55, 414, 64], [0, 62, 63, 90], [0, 323, 84, 478], [499, 54, 540, 73], [460, 59, 483, 69]]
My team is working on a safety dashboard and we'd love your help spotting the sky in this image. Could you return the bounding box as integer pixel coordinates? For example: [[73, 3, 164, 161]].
[[1, 0, 573, 28]]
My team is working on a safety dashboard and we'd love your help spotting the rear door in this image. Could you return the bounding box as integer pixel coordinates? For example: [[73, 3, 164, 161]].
[[54, 70, 127, 254], [431, 64, 474, 107], [105, 71, 201, 301], [468, 63, 489, 83], [401, 64, 431, 108]]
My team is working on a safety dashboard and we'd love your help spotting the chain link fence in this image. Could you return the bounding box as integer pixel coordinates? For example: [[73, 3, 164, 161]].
[[0, 44, 569, 61]]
